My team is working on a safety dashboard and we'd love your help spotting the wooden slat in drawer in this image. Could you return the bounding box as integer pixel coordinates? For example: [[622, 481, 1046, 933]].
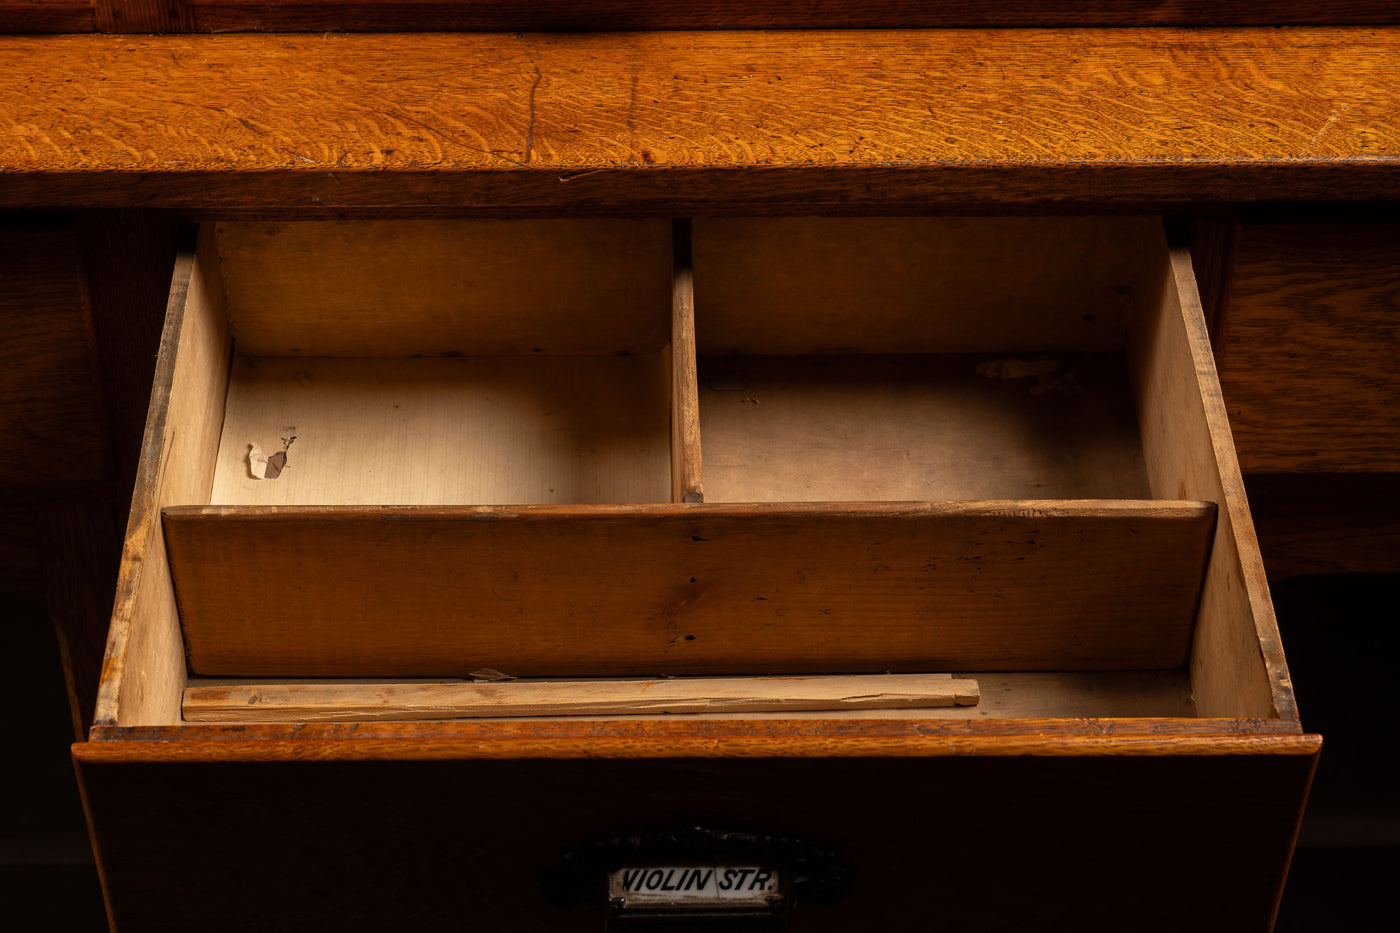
[[1219, 223, 1400, 473], [163, 500, 1214, 677]]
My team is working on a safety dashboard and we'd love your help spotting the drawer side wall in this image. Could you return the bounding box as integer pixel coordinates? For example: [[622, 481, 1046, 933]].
[[1129, 238, 1293, 720], [94, 228, 231, 728]]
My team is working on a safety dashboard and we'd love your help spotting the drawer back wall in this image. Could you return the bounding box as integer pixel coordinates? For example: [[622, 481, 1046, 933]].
[[693, 216, 1153, 355], [216, 219, 675, 357]]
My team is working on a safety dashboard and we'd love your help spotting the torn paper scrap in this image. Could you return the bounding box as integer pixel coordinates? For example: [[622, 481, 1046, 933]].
[[247, 436, 296, 480]]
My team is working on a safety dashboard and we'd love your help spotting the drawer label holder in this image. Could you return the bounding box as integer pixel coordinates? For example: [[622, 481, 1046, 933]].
[[540, 827, 849, 928]]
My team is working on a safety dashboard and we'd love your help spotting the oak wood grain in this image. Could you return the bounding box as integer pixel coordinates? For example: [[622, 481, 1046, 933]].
[[2, 30, 1399, 212], [162, 500, 1215, 677], [1218, 223, 1400, 472]]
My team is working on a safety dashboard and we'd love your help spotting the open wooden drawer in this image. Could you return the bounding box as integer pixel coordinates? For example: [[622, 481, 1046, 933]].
[[76, 217, 1317, 932]]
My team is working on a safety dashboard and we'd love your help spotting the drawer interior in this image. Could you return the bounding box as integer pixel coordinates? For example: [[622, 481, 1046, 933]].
[[211, 355, 672, 506], [93, 216, 1294, 732], [693, 217, 1159, 503], [210, 220, 675, 506], [698, 353, 1152, 502]]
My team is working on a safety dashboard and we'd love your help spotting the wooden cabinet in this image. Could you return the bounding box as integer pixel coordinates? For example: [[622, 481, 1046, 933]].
[[14, 19, 1397, 932]]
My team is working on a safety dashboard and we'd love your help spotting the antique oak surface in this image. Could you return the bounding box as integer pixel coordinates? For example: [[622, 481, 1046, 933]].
[[1, 29, 1399, 212]]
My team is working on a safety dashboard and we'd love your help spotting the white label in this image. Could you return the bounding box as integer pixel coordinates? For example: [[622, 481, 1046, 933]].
[[609, 865, 781, 908]]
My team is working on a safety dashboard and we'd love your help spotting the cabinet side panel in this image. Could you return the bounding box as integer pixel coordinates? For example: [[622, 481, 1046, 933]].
[[1130, 235, 1292, 720], [1219, 223, 1400, 472], [0, 224, 108, 484], [94, 228, 230, 728], [77, 748, 1317, 932]]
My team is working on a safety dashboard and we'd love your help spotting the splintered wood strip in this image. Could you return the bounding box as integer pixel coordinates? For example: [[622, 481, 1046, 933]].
[[3, 31, 1400, 211], [182, 674, 981, 723], [163, 500, 1215, 678], [670, 218, 703, 503], [184, 670, 1195, 723]]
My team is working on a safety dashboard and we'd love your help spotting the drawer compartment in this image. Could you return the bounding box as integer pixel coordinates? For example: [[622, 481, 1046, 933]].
[[693, 217, 1171, 504], [150, 217, 1219, 680], [96, 215, 1294, 724], [209, 219, 676, 507], [210, 354, 672, 507]]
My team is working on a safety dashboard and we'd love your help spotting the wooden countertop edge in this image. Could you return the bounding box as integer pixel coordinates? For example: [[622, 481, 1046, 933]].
[[4, 29, 1400, 208], [16, 2, 1400, 35], [77, 720, 1319, 762], [6, 162, 1400, 213]]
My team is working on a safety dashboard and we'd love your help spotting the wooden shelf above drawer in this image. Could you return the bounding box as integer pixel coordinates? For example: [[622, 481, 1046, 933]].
[[3, 29, 1399, 213]]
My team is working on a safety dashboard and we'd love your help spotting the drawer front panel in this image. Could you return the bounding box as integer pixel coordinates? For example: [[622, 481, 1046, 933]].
[[78, 750, 1315, 932]]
